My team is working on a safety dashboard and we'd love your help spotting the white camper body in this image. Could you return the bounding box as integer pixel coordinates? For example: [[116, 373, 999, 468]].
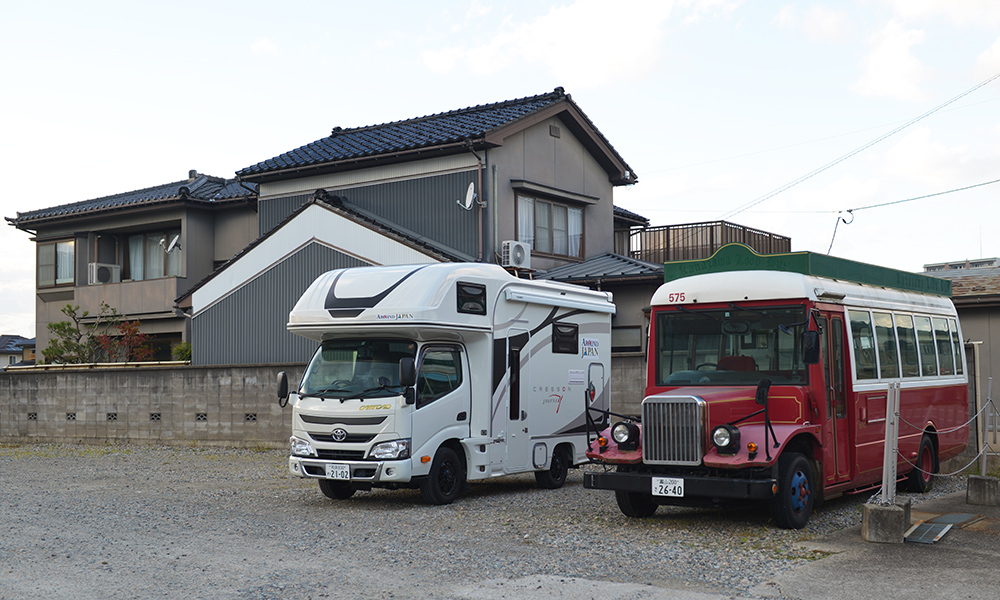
[[282, 262, 614, 504]]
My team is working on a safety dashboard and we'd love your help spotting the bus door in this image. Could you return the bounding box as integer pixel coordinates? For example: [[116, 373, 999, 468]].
[[821, 314, 851, 484]]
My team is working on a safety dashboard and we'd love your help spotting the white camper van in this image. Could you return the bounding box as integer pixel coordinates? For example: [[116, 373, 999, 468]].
[[277, 262, 615, 504]]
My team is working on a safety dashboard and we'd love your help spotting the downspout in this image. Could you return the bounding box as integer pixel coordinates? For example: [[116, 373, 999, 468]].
[[492, 163, 499, 263], [467, 140, 485, 261]]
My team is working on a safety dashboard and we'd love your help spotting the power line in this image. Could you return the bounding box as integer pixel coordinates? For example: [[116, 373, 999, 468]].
[[718, 70, 1000, 221], [848, 177, 1000, 212]]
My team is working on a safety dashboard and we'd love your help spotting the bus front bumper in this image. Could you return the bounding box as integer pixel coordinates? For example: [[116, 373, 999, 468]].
[[584, 470, 777, 501]]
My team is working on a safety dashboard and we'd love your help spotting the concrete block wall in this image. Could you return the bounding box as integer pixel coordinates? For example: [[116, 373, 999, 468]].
[[0, 364, 306, 448], [610, 354, 646, 417]]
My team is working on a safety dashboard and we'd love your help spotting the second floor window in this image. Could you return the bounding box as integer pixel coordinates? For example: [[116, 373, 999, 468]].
[[517, 195, 583, 258], [125, 231, 181, 281], [38, 240, 74, 287]]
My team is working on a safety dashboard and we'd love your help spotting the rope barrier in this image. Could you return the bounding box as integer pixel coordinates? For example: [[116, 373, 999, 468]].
[[897, 398, 999, 435], [896, 443, 993, 478]]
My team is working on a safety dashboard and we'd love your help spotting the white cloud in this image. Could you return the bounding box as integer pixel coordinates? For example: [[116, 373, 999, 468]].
[[677, 0, 744, 25], [881, 127, 971, 186], [886, 0, 1000, 27], [851, 21, 932, 101], [419, 0, 676, 87], [251, 38, 279, 56], [775, 4, 850, 42], [975, 37, 1000, 80]]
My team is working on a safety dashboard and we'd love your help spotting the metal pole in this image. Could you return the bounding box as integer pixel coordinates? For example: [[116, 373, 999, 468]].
[[982, 378, 992, 476], [880, 382, 900, 505]]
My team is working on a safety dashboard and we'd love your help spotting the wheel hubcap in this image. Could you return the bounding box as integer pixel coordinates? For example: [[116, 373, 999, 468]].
[[790, 470, 810, 513]]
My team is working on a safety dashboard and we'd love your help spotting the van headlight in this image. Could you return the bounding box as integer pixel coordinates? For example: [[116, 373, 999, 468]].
[[371, 439, 411, 460], [290, 435, 316, 457], [711, 425, 741, 455]]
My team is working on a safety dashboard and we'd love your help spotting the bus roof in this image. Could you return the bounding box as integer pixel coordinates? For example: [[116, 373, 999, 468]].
[[661, 243, 951, 297]]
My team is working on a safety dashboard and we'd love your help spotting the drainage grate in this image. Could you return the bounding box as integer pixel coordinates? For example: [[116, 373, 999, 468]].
[[927, 513, 984, 528]]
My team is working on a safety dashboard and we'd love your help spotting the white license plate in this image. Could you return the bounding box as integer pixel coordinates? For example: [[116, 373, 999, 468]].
[[652, 477, 684, 497], [325, 463, 350, 480]]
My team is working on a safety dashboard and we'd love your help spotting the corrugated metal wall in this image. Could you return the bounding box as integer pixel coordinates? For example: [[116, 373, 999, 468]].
[[258, 171, 480, 258], [192, 243, 367, 365]]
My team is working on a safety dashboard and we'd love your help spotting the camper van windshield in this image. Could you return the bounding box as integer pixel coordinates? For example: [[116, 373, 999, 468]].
[[654, 305, 810, 386], [301, 339, 417, 399]]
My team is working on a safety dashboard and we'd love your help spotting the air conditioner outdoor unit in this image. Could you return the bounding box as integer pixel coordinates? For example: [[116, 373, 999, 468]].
[[88, 262, 121, 285], [501, 240, 531, 270]]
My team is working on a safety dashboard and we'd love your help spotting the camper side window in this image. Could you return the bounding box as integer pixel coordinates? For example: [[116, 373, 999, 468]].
[[417, 348, 463, 408], [552, 323, 579, 354], [457, 282, 487, 315]]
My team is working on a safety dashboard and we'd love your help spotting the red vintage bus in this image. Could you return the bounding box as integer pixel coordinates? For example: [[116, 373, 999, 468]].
[[585, 244, 969, 528]]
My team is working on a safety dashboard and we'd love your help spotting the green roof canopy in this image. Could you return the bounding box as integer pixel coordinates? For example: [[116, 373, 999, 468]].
[[662, 243, 951, 297]]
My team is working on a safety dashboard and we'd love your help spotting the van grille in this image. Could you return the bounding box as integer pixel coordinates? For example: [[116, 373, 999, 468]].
[[641, 395, 706, 466]]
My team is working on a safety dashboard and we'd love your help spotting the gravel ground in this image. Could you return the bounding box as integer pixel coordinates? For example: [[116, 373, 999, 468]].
[[0, 444, 968, 600]]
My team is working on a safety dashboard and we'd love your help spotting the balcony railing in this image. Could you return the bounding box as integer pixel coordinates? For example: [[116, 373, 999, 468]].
[[616, 220, 791, 264]]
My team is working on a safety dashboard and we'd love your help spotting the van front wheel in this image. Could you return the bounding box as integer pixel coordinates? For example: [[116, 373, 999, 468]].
[[420, 447, 464, 505]]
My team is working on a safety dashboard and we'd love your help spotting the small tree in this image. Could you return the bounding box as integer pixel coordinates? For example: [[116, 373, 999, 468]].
[[43, 303, 152, 364]]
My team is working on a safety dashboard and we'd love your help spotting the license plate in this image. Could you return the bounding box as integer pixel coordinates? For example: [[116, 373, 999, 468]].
[[325, 463, 350, 480], [652, 477, 684, 497]]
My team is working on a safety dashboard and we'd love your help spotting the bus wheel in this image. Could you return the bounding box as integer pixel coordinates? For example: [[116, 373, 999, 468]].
[[535, 446, 569, 489], [615, 490, 657, 518], [907, 435, 936, 493], [770, 452, 814, 529], [420, 447, 464, 505], [318, 479, 355, 500]]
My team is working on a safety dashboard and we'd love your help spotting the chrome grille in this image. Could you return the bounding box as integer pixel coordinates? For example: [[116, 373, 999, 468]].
[[641, 395, 706, 465]]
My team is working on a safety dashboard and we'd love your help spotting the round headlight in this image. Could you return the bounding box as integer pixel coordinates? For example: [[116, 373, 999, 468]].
[[612, 422, 632, 443], [711, 424, 741, 454]]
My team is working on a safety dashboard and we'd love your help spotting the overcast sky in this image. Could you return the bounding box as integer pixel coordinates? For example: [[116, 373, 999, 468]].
[[2, 0, 999, 337]]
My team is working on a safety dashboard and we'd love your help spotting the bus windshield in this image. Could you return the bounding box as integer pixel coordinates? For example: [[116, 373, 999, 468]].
[[654, 305, 810, 386], [301, 339, 417, 399]]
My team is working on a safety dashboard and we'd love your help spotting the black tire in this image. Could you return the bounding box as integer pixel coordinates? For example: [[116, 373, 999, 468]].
[[318, 479, 355, 500], [906, 435, 937, 493], [769, 452, 814, 529], [420, 446, 465, 505], [615, 489, 658, 518], [535, 446, 570, 489]]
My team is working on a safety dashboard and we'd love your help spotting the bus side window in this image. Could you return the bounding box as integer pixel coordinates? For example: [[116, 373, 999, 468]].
[[914, 315, 937, 376], [933, 317, 955, 376], [849, 310, 876, 380], [873, 312, 899, 379], [895, 314, 919, 378], [949, 318, 964, 375]]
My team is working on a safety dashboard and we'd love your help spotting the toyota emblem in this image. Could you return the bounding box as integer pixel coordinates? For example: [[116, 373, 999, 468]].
[[332, 428, 348, 442]]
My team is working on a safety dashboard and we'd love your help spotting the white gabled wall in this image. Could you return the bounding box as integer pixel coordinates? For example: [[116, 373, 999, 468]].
[[191, 203, 442, 316]]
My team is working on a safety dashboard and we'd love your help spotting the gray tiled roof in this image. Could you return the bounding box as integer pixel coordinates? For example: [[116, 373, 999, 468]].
[[7, 173, 257, 228], [537, 253, 664, 284], [613, 205, 649, 227], [0, 335, 32, 353], [928, 266, 1000, 297], [237, 88, 635, 184]]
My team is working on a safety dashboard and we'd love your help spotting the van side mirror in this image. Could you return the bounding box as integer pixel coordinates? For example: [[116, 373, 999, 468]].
[[277, 371, 289, 408], [399, 357, 416, 405], [802, 330, 820, 364]]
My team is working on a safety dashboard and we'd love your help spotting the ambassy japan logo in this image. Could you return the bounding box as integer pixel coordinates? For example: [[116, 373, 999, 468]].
[[581, 337, 600, 357], [376, 313, 414, 321]]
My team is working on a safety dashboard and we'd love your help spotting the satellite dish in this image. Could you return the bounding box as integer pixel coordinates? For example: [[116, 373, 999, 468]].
[[162, 234, 181, 254], [457, 182, 476, 211]]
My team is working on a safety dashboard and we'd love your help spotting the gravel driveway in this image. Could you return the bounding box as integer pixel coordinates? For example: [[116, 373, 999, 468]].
[[0, 444, 967, 600]]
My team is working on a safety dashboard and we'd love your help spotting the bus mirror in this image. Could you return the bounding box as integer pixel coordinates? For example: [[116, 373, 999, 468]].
[[754, 378, 772, 405], [399, 357, 416, 387], [802, 331, 820, 364]]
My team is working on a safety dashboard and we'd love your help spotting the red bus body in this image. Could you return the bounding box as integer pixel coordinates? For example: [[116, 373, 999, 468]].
[[584, 246, 968, 528]]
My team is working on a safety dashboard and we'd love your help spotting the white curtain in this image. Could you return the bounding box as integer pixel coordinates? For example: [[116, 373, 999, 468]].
[[164, 231, 182, 276], [55, 241, 74, 284], [517, 196, 534, 248], [128, 235, 144, 281], [568, 207, 583, 257], [145, 234, 164, 280]]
